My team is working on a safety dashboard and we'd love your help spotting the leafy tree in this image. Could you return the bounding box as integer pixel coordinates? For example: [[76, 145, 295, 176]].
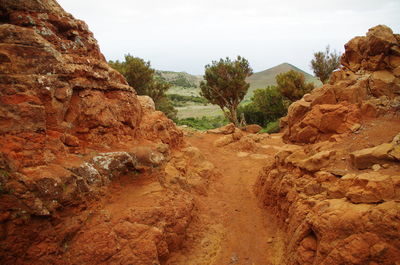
[[252, 86, 287, 121], [200, 56, 253, 126], [109, 54, 154, 95], [237, 103, 267, 127], [238, 86, 287, 127], [261, 120, 281, 134], [148, 80, 170, 104], [310, 46, 341, 84], [155, 96, 178, 120], [276, 70, 314, 102], [109, 54, 177, 119]]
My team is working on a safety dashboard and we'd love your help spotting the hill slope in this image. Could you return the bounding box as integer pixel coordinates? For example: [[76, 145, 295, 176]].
[[245, 62, 322, 98], [161, 63, 322, 99], [156, 70, 201, 88], [161, 63, 322, 118]]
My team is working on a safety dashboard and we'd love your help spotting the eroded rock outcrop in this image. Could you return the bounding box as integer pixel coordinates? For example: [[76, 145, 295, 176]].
[[283, 25, 400, 144], [256, 133, 400, 264], [350, 133, 400, 169], [210, 123, 271, 150], [0, 1, 201, 264], [256, 26, 400, 265]]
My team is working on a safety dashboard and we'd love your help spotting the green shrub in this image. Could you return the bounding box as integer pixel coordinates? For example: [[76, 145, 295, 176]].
[[156, 96, 178, 120], [237, 103, 269, 127], [252, 86, 287, 121], [109, 54, 177, 117], [237, 86, 287, 127], [311, 45, 341, 84], [176, 116, 228, 130], [276, 70, 314, 101], [167, 94, 209, 106], [260, 120, 281, 134]]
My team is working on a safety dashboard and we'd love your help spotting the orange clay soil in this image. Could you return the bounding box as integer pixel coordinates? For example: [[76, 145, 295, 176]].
[[165, 133, 286, 265]]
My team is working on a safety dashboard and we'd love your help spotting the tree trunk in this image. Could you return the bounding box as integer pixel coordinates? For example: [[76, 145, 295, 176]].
[[219, 105, 239, 126], [228, 106, 239, 126]]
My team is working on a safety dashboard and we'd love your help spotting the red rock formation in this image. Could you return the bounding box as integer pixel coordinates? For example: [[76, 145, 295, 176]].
[[256, 133, 400, 264], [0, 1, 192, 264], [256, 25, 400, 265], [283, 25, 400, 144], [0, 0, 143, 170]]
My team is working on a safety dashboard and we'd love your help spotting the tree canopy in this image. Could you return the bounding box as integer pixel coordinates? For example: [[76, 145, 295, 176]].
[[109, 54, 177, 120], [310, 46, 341, 84], [200, 56, 253, 125], [276, 70, 314, 102], [238, 86, 288, 127], [252, 86, 288, 121], [109, 55, 154, 95]]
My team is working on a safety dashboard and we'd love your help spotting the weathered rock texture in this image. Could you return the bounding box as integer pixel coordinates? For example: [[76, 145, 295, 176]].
[[209, 123, 272, 150], [283, 25, 400, 144], [0, 1, 200, 264], [256, 26, 400, 265]]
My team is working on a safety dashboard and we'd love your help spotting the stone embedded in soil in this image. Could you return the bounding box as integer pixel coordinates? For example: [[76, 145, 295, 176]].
[[372, 164, 381, 171], [207, 123, 236, 134], [249, 154, 270, 160], [214, 134, 236, 147], [237, 152, 250, 158], [242, 124, 262, 134]]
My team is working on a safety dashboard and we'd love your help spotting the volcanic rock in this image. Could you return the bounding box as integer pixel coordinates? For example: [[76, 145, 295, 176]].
[[207, 123, 236, 134], [283, 25, 400, 144], [256, 25, 400, 265], [0, 1, 200, 264], [242, 124, 262, 134], [350, 133, 400, 169]]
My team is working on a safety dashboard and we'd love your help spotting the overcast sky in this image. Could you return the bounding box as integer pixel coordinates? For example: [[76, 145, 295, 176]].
[[57, 0, 399, 75]]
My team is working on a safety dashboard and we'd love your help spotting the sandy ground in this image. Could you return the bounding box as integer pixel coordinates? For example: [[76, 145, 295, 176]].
[[166, 133, 285, 265]]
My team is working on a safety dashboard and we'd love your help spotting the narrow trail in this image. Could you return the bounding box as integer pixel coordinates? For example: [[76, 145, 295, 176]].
[[167, 132, 286, 265]]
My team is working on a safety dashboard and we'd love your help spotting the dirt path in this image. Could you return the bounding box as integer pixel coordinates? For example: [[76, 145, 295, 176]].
[[166, 132, 285, 265]]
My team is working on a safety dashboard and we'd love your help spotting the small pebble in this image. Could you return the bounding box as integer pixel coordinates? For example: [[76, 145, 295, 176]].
[[351, 123, 361, 132], [372, 164, 381, 171], [230, 253, 239, 264]]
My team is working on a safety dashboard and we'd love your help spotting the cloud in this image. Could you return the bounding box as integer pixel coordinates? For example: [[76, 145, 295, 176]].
[[58, 0, 400, 74]]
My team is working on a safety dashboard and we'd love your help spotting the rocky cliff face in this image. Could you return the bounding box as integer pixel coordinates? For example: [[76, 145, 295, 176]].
[[0, 1, 206, 264], [0, 0, 184, 171], [282, 25, 400, 144], [256, 25, 400, 265]]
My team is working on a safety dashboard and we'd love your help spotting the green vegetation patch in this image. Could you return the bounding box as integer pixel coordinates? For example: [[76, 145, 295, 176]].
[[176, 116, 228, 130], [260, 120, 281, 134], [155, 70, 202, 89], [238, 86, 287, 127], [167, 94, 209, 107]]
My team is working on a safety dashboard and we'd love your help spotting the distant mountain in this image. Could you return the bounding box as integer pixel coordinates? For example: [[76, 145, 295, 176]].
[[159, 63, 322, 98], [245, 62, 322, 98], [156, 70, 203, 89]]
